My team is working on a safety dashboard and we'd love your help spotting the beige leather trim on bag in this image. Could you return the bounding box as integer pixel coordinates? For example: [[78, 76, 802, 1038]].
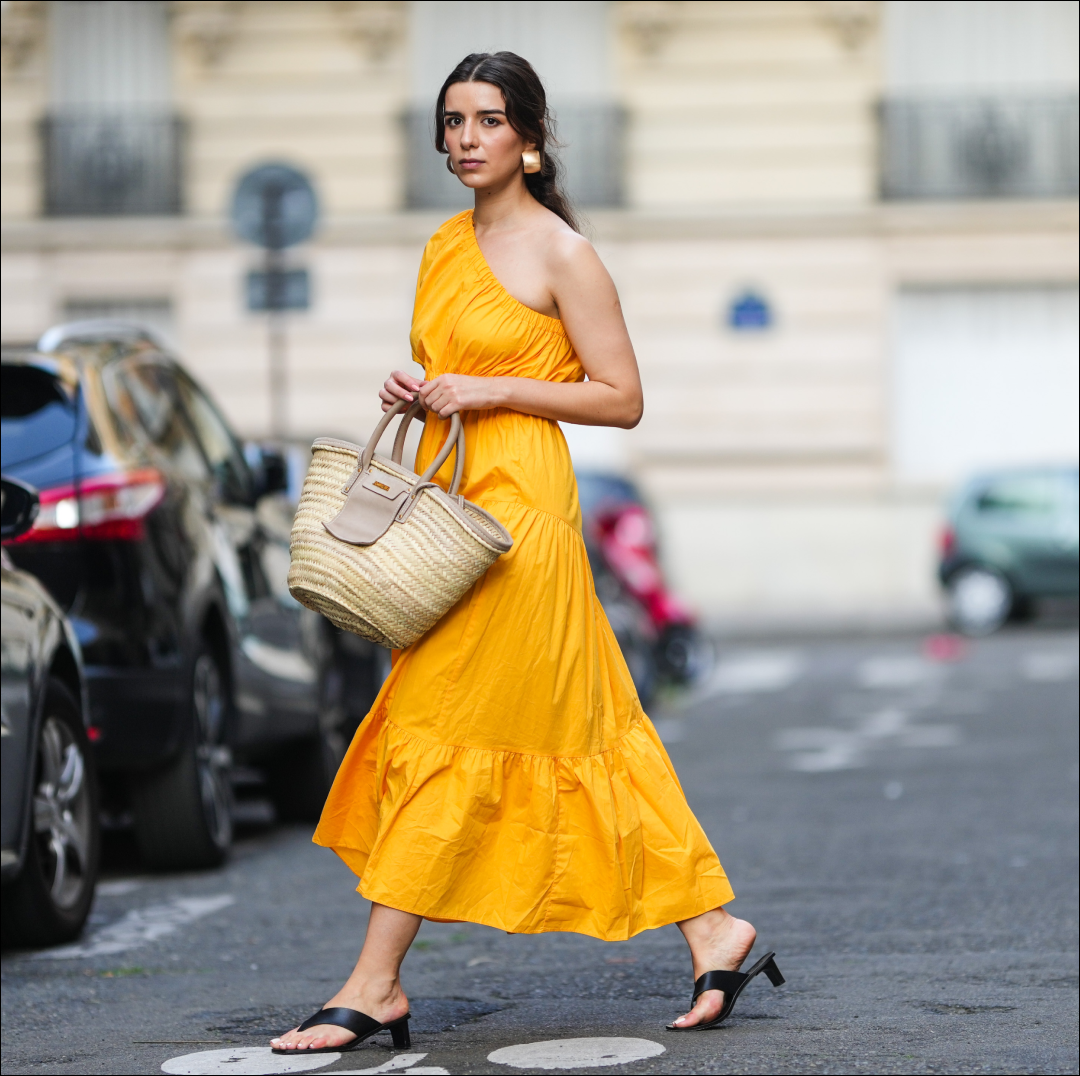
[[287, 399, 513, 649]]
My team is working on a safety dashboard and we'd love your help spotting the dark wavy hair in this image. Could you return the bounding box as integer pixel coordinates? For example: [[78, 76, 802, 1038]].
[[434, 51, 579, 233]]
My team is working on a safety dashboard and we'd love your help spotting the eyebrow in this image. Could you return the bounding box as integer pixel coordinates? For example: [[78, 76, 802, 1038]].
[[443, 108, 506, 117]]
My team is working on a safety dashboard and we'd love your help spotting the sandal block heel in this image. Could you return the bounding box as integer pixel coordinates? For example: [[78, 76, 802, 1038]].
[[762, 955, 785, 987], [666, 950, 785, 1032], [390, 1015, 411, 1048]]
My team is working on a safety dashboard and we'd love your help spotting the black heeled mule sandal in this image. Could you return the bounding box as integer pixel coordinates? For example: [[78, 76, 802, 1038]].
[[666, 951, 785, 1031], [272, 1007, 411, 1054]]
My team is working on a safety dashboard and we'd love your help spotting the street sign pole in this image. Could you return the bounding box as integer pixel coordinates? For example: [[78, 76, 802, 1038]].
[[267, 250, 287, 437], [230, 163, 318, 439], [261, 179, 288, 437]]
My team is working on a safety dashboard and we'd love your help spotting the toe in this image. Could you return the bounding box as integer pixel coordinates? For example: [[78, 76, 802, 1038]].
[[675, 989, 724, 1028]]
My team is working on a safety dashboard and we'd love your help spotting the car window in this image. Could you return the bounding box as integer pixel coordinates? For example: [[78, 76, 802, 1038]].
[[108, 361, 208, 481], [0, 364, 78, 467], [172, 373, 254, 504], [976, 474, 1066, 515]]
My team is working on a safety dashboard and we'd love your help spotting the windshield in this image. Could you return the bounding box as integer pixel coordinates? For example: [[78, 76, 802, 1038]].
[[0, 364, 79, 467], [976, 472, 1078, 516]]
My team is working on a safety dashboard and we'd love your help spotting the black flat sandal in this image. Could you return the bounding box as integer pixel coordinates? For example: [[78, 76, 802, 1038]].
[[666, 951, 785, 1032], [272, 1007, 411, 1054]]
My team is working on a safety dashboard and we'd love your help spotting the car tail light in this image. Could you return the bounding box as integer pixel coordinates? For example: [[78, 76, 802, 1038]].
[[9, 469, 165, 543], [939, 526, 956, 558]]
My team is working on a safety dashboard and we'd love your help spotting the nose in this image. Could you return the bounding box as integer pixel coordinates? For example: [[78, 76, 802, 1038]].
[[460, 118, 480, 150]]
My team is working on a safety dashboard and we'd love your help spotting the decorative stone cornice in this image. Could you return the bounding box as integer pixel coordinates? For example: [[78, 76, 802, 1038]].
[[617, 1, 683, 58], [1, 0, 44, 73], [814, 0, 879, 52], [171, 0, 242, 68], [332, 1, 405, 63], [6, 201, 1075, 253]]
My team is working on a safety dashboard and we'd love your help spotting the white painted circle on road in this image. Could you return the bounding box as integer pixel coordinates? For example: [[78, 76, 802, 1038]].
[[488, 1037, 664, 1070], [161, 1046, 339, 1075]]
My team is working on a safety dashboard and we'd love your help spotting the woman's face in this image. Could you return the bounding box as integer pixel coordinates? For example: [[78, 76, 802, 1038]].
[[443, 80, 533, 190]]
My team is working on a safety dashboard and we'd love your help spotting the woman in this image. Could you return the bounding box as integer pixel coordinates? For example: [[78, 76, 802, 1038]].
[[272, 52, 780, 1055]]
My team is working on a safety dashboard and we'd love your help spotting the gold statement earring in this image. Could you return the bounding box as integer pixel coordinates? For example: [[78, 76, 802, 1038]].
[[522, 150, 541, 174]]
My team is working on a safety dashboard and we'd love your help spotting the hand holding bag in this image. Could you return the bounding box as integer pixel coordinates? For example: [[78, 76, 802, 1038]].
[[288, 399, 512, 648]]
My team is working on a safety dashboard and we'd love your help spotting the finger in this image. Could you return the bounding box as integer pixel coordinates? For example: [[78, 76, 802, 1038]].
[[392, 370, 424, 391]]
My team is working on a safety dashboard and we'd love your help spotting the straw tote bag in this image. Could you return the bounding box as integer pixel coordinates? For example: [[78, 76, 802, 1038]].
[[288, 399, 512, 649]]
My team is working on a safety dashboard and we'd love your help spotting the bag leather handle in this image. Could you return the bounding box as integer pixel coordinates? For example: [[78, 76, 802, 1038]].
[[391, 401, 425, 463], [360, 398, 465, 496]]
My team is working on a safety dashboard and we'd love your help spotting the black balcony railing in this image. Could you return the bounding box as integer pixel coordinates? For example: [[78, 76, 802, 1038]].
[[881, 96, 1079, 200], [41, 112, 184, 216], [404, 102, 626, 211]]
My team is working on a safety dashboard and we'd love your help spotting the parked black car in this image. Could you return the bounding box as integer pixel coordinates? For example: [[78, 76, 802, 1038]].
[[2, 476, 100, 946], [1, 323, 386, 870], [939, 465, 1080, 635]]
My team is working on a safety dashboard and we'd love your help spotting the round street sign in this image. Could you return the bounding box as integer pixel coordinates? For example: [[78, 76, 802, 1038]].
[[230, 163, 318, 249]]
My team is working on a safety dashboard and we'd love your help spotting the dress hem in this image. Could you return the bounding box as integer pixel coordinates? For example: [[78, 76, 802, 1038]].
[[318, 841, 735, 943]]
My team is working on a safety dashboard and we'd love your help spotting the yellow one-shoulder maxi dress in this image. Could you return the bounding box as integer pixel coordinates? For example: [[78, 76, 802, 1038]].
[[314, 211, 734, 941]]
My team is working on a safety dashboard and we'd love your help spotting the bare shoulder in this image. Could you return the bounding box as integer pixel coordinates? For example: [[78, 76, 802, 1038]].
[[535, 218, 606, 286]]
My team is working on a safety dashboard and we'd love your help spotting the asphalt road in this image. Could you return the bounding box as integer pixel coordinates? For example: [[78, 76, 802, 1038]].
[[2, 626, 1077, 1076]]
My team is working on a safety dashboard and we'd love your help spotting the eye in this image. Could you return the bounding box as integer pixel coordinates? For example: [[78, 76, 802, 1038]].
[[445, 116, 462, 127], [481, 117, 501, 126]]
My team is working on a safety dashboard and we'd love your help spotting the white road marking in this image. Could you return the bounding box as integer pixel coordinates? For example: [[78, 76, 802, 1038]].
[[692, 650, 805, 699], [1022, 651, 1078, 681], [96, 879, 144, 896], [161, 1046, 338, 1074], [857, 656, 943, 689], [39, 894, 235, 959], [773, 727, 864, 772], [774, 709, 960, 772], [488, 1037, 664, 1070], [337, 1053, 449, 1074]]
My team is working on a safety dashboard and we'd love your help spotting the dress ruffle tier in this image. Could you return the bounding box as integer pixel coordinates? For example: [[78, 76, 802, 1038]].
[[317, 707, 731, 941]]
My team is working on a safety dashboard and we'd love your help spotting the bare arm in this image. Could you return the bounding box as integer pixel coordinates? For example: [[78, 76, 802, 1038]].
[[380, 235, 643, 429]]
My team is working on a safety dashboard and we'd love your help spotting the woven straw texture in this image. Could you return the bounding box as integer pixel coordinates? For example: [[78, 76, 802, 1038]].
[[288, 440, 509, 648]]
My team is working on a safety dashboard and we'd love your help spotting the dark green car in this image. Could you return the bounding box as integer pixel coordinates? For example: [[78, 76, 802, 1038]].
[[939, 467, 1079, 635]]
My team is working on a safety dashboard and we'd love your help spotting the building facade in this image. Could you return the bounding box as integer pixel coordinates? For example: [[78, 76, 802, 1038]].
[[2, 1, 1077, 628]]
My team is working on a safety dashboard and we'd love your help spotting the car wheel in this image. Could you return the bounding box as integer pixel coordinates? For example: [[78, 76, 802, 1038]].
[[611, 619, 658, 709], [131, 642, 233, 870], [946, 565, 1014, 636], [657, 625, 714, 685], [1, 677, 100, 948], [266, 657, 348, 824]]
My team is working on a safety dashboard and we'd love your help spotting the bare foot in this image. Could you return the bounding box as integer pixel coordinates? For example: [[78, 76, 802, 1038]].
[[670, 907, 757, 1029], [270, 974, 409, 1051]]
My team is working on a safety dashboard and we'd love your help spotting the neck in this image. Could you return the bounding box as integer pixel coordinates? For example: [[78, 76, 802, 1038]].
[[472, 172, 535, 230]]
